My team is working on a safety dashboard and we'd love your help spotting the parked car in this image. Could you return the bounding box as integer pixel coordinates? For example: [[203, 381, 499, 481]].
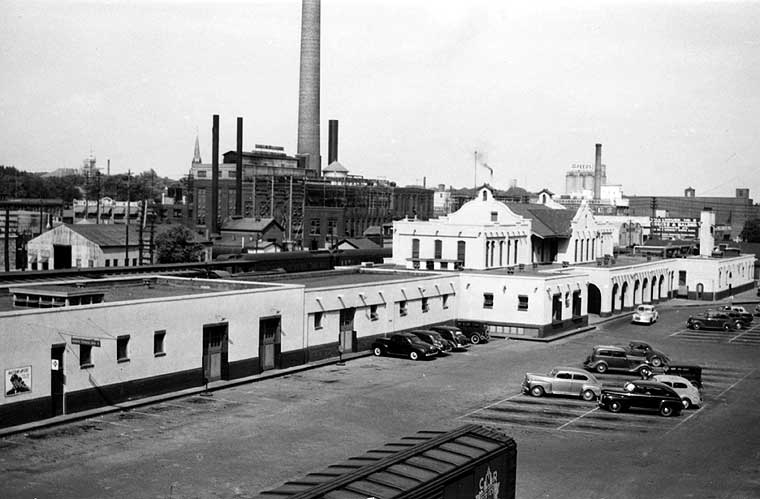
[[598, 380, 683, 417], [653, 374, 702, 409], [429, 325, 470, 351], [626, 341, 670, 368], [685, 312, 735, 331], [664, 364, 703, 390], [632, 304, 659, 325], [755, 304, 760, 317], [716, 305, 754, 329], [522, 367, 602, 401], [372, 332, 438, 360], [409, 330, 452, 354], [455, 320, 490, 344], [583, 345, 654, 377]]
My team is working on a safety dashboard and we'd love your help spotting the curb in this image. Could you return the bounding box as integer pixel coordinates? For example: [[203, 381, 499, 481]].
[[0, 351, 372, 438]]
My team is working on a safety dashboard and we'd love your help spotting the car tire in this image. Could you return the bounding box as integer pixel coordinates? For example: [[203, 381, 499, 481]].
[[595, 363, 608, 374], [660, 404, 675, 417], [609, 400, 622, 413], [373, 347, 383, 357], [734, 322, 743, 330], [581, 389, 596, 401], [651, 357, 663, 368], [470, 334, 481, 345], [530, 386, 544, 397], [682, 398, 692, 410], [409, 351, 419, 361]]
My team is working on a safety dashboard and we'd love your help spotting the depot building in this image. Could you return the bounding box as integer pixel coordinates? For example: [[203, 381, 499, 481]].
[[0, 186, 755, 429]]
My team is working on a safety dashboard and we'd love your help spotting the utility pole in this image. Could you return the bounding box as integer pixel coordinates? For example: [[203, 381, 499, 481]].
[[125, 170, 131, 266]]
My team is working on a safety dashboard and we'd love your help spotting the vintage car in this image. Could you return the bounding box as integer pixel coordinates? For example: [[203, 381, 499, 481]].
[[626, 341, 670, 368], [599, 380, 683, 417], [755, 304, 760, 317], [632, 304, 659, 325], [685, 311, 735, 331], [664, 364, 703, 390], [522, 367, 602, 401], [716, 305, 754, 329], [653, 374, 702, 409], [429, 325, 471, 350], [583, 345, 654, 377], [454, 320, 490, 344], [372, 332, 438, 360], [409, 330, 452, 354]]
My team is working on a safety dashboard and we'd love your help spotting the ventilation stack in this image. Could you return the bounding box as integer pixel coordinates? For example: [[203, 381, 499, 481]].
[[328, 119, 338, 164], [297, 0, 321, 176], [593, 143, 602, 201], [211, 114, 219, 235]]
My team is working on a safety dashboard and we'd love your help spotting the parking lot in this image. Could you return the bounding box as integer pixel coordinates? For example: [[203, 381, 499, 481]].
[[670, 318, 760, 346], [1, 300, 759, 499]]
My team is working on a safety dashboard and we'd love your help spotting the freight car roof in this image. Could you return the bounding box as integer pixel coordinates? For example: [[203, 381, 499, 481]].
[[255, 424, 516, 499]]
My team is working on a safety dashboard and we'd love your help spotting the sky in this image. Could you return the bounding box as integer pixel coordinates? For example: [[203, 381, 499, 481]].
[[2, 0, 759, 198]]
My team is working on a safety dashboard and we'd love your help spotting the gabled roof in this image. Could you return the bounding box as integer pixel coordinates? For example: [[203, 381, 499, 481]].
[[337, 237, 380, 250], [220, 217, 283, 233], [323, 161, 348, 173], [65, 224, 141, 247], [363, 225, 383, 236], [505, 203, 576, 238]]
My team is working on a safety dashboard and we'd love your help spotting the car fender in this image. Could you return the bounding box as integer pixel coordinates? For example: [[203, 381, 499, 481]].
[[582, 384, 602, 396]]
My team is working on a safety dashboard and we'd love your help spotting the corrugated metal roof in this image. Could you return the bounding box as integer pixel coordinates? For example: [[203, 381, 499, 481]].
[[256, 425, 514, 499], [221, 217, 282, 233], [66, 224, 141, 247]]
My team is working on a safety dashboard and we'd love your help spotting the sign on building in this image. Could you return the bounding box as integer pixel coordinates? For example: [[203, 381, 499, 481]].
[[649, 217, 699, 240], [5, 366, 32, 397]]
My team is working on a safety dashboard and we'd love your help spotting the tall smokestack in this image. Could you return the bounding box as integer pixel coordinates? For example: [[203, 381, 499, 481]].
[[211, 114, 219, 235], [328, 119, 338, 164], [236, 117, 243, 216], [593, 143, 602, 201], [297, 0, 321, 177]]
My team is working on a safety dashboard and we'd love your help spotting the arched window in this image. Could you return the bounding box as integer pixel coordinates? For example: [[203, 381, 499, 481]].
[[482, 190, 488, 201], [574, 239, 578, 262]]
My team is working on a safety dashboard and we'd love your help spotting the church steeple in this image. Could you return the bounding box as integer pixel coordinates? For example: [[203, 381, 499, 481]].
[[192, 133, 202, 165]]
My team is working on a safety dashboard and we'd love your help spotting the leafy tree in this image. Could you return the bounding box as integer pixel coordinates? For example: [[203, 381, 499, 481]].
[[154, 225, 204, 263], [740, 218, 760, 242]]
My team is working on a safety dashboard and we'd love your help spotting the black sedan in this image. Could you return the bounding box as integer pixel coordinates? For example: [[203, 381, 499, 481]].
[[598, 380, 683, 417]]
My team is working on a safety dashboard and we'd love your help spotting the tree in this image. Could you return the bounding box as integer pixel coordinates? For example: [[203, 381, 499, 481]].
[[154, 225, 205, 263], [740, 218, 760, 242]]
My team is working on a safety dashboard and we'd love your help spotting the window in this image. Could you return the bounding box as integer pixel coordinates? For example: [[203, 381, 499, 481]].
[[132, 258, 137, 266], [483, 293, 494, 309], [442, 294, 450, 309], [572, 374, 588, 381], [310, 219, 321, 235], [197, 170, 207, 178], [228, 170, 236, 178], [124, 258, 129, 266], [117, 335, 130, 362], [552, 294, 562, 321], [314, 311, 323, 329], [412, 238, 420, 259], [518, 295, 529, 311], [440, 262, 448, 270], [399, 301, 407, 316], [76, 258, 82, 267], [557, 372, 572, 379], [370, 305, 379, 321], [457, 241, 466, 266], [112, 259, 118, 267], [434, 239, 442, 259], [88, 259, 94, 267], [105, 260, 110, 267], [154, 330, 166, 357], [426, 261, 434, 270], [327, 218, 337, 235], [80, 345, 93, 368], [421, 297, 429, 313], [491, 211, 498, 222]]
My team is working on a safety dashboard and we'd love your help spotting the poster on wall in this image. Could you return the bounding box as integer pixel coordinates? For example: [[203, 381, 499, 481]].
[[5, 366, 32, 397]]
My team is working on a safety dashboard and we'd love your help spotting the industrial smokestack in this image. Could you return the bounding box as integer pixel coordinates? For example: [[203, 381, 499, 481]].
[[236, 117, 243, 216], [297, 0, 321, 176], [211, 114, 219, 235], [328, 119, 338, 164], [593, 143, 602, 201]]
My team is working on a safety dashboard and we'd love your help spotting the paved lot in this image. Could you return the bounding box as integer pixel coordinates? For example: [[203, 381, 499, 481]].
[[1, 301, 759, 498]]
